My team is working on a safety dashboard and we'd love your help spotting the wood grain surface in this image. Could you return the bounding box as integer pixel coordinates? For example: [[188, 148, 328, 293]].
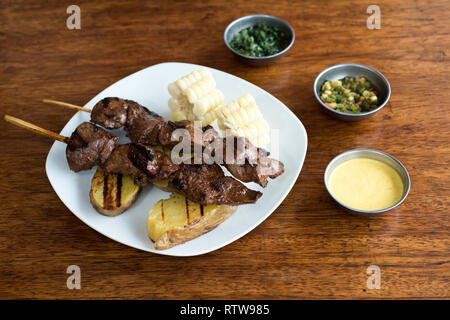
[[0, 0, 449, 299]]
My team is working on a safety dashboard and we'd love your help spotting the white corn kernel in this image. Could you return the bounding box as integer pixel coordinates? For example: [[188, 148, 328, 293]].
[[200, 104, 221, 126], [193, 89, 224, 117], [185, 76, 216, 104], [218, 93, 270, 147], [168, 68, 224, 127]]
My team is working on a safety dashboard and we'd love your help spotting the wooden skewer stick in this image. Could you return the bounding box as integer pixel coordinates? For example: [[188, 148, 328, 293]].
[[42, 99, 92, 113], [4, 115, 69, 143]]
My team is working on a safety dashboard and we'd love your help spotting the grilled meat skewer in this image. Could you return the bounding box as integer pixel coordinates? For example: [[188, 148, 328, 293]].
[[5, 115, 261, 206], [66, 121, 261, 205], [90, 97, 283, 186], [91, 97, 219, 148], [43, 97, 285, 187]]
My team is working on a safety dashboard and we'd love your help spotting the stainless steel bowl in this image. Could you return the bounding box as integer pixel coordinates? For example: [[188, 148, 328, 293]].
[[314, 63, 391, 121], [224, 14, 295, 66], [324, 149, 410, 216]]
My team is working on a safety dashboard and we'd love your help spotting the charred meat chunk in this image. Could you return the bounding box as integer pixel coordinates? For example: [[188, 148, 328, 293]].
[[202, 136, 284, 187], [103, 143, 177, 186], [223, 136, 284, 187], [158, 120, 221, 148], [91, 97, 129, 129], [127, 144, 178, 180], [102, 144, 149, 186], [169, 163, 262, 206], [126, 102, 166, 146], [66, 122, 119, 172]]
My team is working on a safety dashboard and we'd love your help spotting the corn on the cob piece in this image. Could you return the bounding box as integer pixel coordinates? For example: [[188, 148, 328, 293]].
[[185, 76, 216, 104], [201, 105, 222, 127], [231, 118, 270, 146], [168, 98, 181, 112], [167, 68, 224, 126], [193, 88, 224, 117], [168, 68, 211, 99], [169, 68, 212, 97], [217, 93, 270, 147], [217, 94, 256, 128]]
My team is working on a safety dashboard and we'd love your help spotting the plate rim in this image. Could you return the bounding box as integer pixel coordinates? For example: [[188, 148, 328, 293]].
[[45, 62, 308, 256]]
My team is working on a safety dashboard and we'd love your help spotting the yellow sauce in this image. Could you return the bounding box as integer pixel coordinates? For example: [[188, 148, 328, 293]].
[[329, 158, 404, 211]]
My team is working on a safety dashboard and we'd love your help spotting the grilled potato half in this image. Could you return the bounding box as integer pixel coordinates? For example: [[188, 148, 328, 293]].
[[147, 193, 236, 250], [90, 167, 141, 216]]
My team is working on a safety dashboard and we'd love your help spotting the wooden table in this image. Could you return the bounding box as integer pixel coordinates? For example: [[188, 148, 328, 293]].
[[0, 0, 448, 299]]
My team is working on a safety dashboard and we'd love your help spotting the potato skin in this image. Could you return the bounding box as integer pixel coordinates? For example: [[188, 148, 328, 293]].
[[90, 167, 141, 217], [90, 192, 140, 216], [155, 205, 236, 250]]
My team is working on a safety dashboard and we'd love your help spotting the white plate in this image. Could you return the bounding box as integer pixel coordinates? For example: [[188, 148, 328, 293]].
[[45, 62, 307, 256]]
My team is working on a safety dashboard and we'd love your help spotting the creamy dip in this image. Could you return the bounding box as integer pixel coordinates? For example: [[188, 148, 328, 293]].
[[329, 158, 404, 211]]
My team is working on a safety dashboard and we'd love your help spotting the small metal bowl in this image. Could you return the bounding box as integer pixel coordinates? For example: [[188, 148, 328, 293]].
[[224, 14, 295, 66], [313, 63, 391, 121], [324, 149, 410, 216]]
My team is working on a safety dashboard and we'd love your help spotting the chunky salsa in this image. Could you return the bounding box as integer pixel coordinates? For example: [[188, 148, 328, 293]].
[[320, 77, 380, 113]]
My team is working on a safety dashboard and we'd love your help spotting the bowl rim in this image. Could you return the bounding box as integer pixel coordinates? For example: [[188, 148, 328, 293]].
[[223, 14, 295, 60], [313, 63, 391, 118], [324, 148, 411, 215]]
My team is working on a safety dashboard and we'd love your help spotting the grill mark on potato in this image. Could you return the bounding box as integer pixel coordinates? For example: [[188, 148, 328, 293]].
[[116, 174, 122, 208], [200, 204, 204, 216], [103, 173, 118, 209], [103, 173, 110, 208], [185, 197, 190, 223], [161, 199, 165, 223]]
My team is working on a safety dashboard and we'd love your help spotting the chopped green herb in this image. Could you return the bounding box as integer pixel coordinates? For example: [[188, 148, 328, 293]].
[[229, 23, 287, 57]]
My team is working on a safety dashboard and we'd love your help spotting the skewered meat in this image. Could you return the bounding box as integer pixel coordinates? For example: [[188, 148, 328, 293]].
[[91, 97, 128, 129], [66, 122, 119, 172], [127, 144, 178, 180], [103, 143, 177, 187], [223, 136, 284, 187], [91, 97, 166, 145], [203, 136, 284, 187], [126, 101, 166, 146], [158, 120, 220, 148], [92, 97, 219, 148], [91, 97, 284, 186], [65, 126, 262, 206], [168, 163, 262, 206]]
